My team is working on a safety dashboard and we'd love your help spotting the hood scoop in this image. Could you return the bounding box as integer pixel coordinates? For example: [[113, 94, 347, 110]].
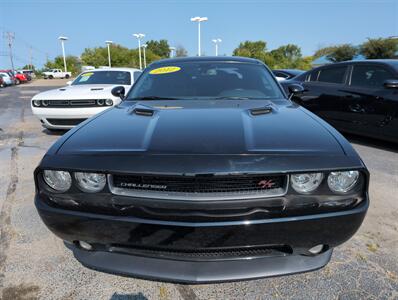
[[130, 104, 157, 117], [59, 88, 66, 91], [249, 106, 273, 116], [91, 88, 104, 91]]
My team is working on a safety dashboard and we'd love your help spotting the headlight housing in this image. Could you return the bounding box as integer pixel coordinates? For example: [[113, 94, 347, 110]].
[[291, 173, 323, 193], [328, 171, 359, 193], [43, 170, 72, 192], [96, 99, 104, 106], [32, 100, 41, 107], [75, 172, 106, 193], [105, 99, 113, 106]]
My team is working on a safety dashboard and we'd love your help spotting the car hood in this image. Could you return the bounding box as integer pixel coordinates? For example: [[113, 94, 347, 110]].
[[32, 84, 130, 100], [57, 100, 345, 156]]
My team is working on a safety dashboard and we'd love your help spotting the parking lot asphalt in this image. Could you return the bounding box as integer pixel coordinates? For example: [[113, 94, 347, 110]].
[[0, 80, 397, 300]]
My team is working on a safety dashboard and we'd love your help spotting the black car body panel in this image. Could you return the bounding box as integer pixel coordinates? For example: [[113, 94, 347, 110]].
[[282, 59, 398, 143], [35, 56, 369, 283]]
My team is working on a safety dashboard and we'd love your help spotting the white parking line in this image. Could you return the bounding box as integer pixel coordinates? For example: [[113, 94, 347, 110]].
[[0, 93, 10, 97], [20, 96, 32, 99], [20, 90, 40, 94]]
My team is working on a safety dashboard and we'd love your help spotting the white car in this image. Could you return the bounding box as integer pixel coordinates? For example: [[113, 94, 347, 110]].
[[0, 72, 14, 86], [42, 69, 72, 79], [31, 68, 141, 130]]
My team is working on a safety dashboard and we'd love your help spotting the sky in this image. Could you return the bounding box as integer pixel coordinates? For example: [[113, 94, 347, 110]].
[[1, 0, 397, 69]]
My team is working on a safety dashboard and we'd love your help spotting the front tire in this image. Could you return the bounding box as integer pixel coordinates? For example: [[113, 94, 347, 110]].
[[49, 75, 54, 79], [65, 74, 70, 79]]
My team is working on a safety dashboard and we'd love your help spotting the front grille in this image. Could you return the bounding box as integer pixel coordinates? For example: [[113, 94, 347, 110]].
[[46, 118, 87, 126], [108, 245, 292, 261], [109, 174, 288, 200], [47, 99, 98, 107]]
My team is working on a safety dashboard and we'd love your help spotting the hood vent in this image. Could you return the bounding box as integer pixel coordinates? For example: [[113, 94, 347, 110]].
[[59, 88, 66, 91], [91, 88, 104, 91], [250, 106, 273, 116], [134, 108, 155, 117]]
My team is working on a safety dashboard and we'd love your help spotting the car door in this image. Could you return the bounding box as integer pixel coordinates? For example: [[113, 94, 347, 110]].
[[342, 63, 398, 139], [292, 65, 350, 129]]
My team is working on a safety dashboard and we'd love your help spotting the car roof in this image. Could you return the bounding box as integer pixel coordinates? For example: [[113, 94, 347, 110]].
[[316, 59, 398, 71], [149, 56, 264, 67], [81, 67, 141, 73]]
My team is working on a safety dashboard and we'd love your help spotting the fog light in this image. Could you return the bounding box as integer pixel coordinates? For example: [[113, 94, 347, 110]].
[[309, 244, 324, 254], [78, 241, 93, 251]]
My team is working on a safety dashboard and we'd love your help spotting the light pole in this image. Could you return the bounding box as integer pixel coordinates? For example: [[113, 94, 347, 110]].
[[212, 38, 222, 56], [105, 40, 113, 67], [169, 46, 176, 58], [190, 16, 208, 56], [58, 36, 68, 72], [133, 33, 145, 69], [142, 44, 147, 68]]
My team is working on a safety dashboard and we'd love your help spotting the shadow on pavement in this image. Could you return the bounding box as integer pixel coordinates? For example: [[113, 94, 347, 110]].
[[344, 133, 398, 153], [110, 292, 148, 300]]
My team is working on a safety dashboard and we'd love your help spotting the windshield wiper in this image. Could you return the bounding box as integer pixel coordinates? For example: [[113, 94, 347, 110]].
[[129, 96, 183, 100]]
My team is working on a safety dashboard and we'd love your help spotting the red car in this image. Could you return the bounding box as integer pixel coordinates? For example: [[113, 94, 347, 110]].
[[0, 70, 27, 84]]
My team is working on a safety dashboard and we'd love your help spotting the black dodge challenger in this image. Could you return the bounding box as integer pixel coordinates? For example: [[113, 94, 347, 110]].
[[35, 56, 368, 283]]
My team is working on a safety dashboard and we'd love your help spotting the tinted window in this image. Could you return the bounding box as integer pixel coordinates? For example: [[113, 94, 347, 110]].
[[273, 71, 288, 78], [73, 71, 131, 85], [308, 70, 319, 81], [133, 71, 142, 82], [351, 65, 395, 88], [128, 62, 284, 100], [317, 66, 347, 84]]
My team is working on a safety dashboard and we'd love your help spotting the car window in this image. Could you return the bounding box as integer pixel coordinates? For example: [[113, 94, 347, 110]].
[[133, 71, 142, 82], [73, 71, 132, 85], [308, 70, 319, 82], [317, 66, 347, 84], [350, 65, 395, 88], [273, 71, 288, 78], [127, 62, 284, 100]]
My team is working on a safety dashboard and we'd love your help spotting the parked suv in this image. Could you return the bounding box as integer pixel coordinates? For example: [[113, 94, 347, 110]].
[[282, 59, 398, 143]]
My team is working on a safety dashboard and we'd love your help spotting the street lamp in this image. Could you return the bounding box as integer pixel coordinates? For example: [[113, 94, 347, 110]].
[[105, 40, 113, 67], [58, 36, 68, 72], [133, 33, 145, 69], [212, 38, 222, 56], [142, 44, 147, 68], [169, 46, 176, 58], [190, 16, 208, 56]]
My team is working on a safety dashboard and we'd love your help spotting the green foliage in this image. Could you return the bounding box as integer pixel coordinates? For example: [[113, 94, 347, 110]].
[[327, 44, 357, 62], [314, 46, 338, 58], [80, 44, 161, 69], [175, 46, 188, 57], [232, 40, 313, 70], [21, 64, 35, 70], [146, 39, 170, 58], [360, 38, 398, 59], [44, 55, 81, 75]]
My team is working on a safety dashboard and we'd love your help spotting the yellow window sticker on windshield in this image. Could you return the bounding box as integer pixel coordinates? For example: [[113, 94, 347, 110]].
[[150, 66, 181, 75], [82, 72, 94, 77]]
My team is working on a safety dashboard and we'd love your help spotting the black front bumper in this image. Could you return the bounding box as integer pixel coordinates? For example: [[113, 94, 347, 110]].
[[35, 195, 368, 283]]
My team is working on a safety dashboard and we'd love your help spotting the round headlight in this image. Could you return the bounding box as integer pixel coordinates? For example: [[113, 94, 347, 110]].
[[74, 172, 106, 193], [96, 99, 104, 106], [291, 173, 323, 193], [105, 99, 113, 106], [328, 171, 359, 193], [33, 100, 41, 107], [42, 100, 49, 106], [43, 170, 72, 192]]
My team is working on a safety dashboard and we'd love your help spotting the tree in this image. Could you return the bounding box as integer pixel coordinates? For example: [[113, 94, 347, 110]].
[[313, 46, 338, 58], [360, 38, 398, 59], [81, 44, 161, 69], [327, 44, 357, 62], [175, 45, 188, 57], [233, 41, 267, 58], [270, 44, 302, 61], [45, 55, 81, 75], [22, 64, 35, 70], [146, 39, 170, 58]]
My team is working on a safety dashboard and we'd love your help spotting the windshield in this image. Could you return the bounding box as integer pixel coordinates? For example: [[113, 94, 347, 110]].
[[127, 62, 283, 100], [72, 71, 131, 85]]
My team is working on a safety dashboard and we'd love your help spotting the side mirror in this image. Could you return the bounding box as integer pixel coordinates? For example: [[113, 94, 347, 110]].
[[111, 86, 126, 100], [383, 79, 398, 89], [66, 81, 72, 86], [288, 83, 305, 94]]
